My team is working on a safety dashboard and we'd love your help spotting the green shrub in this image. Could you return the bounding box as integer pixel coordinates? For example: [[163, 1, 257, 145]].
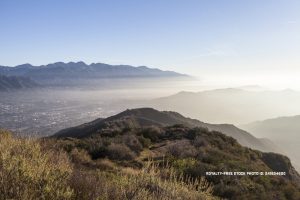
[[123, 134, 143, 153], [141, 126, 164, 142], [167, 141, 198, 158], [107, 143, 136, 160], [138, 135, 152, 148]]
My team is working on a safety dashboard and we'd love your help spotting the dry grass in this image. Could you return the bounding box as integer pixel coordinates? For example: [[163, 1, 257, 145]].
[[0, 129, 218, 200], [72, 160, 218, 200], [0, 130, 73, 200]]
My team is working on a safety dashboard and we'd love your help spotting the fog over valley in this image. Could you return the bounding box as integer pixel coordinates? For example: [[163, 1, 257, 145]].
[[4, 78, 300, 136]]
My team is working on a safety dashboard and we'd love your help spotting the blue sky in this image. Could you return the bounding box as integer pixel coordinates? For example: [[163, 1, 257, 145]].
[[1, 0, 300, 87]]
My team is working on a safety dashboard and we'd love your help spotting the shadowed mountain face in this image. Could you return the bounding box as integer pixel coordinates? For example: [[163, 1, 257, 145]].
[[0, 75, 39, 91], [52, 108, 300, 199], [241, 115, 300, 171], [54, 108, 281, 153], [0, 62, 186, 86]]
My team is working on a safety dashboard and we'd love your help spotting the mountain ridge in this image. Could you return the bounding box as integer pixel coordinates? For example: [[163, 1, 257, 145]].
[[0, 61, 186, 79], [0, 62, 188, 87]]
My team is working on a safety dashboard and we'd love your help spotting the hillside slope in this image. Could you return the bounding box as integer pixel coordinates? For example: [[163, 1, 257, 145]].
[[51, 110, 300, 199], [1, 129, 218, 200], [55, 108, 280, 153]]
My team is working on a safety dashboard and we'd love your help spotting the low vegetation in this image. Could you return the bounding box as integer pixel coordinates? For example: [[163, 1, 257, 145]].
[[0, 129, 217, 200], [0, 130, 72, 199], [49, 124, 300, 200], [1, 118, 300, 199]]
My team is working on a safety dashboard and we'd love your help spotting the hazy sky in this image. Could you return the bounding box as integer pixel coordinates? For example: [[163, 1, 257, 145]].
[[1, 0, 300, 88]]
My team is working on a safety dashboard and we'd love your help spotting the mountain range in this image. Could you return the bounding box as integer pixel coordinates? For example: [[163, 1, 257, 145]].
[[0, 62, 186, 86]]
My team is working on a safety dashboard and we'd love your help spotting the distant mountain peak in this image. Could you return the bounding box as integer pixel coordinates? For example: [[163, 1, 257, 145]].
[[15, 63, 34, 68]]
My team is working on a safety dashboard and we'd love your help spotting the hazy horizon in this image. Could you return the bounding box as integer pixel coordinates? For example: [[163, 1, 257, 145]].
[[1, 0, 300, 89], [3, 60, 300, 91]]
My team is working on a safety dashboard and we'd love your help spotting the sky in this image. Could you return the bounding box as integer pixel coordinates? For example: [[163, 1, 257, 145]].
[[1, 0, 300, 88]]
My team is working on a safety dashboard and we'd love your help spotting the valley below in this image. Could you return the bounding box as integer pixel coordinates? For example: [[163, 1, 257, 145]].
[[0, 89, 135, 136], [1, 84, 300, 199]]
